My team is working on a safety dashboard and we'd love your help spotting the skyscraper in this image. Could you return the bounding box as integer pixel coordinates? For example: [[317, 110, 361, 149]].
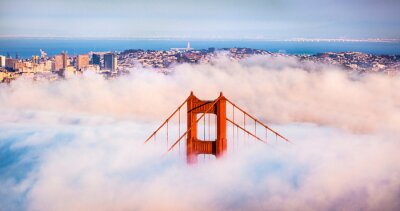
[[61, 52, 68, 69], [76, 54, 90, 70], [0, 55, 5, 67], [104, 53, 118, 72], [53, 52, 70, 71], [92, 53, 101, 67], [53, 55, 63, 71]]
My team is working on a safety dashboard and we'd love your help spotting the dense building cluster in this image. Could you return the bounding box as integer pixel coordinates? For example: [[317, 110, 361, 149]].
[[301, 52, 400, 75], [118, 47, 269, 73], [0, 51, 118, 82], [1, 46, 399, 83]]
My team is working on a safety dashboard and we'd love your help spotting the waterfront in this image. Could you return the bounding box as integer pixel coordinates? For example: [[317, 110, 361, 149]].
[[1, 39, 400, 59]]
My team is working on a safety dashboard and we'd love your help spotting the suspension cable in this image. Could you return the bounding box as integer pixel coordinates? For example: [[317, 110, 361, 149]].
[[225, 99, 290, 143], [144, 96, 189, 144], [166, 96, 222, 153]]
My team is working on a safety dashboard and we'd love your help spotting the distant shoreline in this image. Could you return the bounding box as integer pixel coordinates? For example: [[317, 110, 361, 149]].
[[2, 39, 400, 59], [0, 37, 399, 43]]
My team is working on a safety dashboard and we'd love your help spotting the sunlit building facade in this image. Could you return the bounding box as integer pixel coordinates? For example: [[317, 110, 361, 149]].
[[77, 54, 90, 70]]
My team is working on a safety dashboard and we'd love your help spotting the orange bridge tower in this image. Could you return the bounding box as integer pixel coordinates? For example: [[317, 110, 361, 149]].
[[186, 92, 226, 164]]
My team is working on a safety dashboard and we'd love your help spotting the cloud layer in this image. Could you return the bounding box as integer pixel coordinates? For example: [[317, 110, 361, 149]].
[[0, 55, 399, 211]]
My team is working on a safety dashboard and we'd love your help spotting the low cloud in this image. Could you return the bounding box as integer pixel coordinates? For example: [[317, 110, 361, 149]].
[[0, 55, 399, 210]]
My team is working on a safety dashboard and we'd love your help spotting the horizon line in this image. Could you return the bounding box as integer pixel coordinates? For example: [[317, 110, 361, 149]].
[[1, 36, 400, 43]]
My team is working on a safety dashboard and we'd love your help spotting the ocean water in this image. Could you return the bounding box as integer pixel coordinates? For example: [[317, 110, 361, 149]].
[[0, 38, 399, 59]]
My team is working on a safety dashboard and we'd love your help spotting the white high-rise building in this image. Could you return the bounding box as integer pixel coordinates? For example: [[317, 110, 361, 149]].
[[0, 55, 5, 67]]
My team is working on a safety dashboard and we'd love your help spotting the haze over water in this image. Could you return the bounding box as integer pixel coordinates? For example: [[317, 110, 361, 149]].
[[1, 39, 400, 59]]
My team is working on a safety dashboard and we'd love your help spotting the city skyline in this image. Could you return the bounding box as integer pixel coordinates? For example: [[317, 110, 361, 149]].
[[1, 0, 399, 39]]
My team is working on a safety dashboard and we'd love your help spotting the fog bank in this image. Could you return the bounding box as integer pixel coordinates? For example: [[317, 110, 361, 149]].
[[0, 55, 399, 211]]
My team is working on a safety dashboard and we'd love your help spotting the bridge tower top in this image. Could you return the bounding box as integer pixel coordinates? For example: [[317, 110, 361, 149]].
[[186, 91, 226, 164]]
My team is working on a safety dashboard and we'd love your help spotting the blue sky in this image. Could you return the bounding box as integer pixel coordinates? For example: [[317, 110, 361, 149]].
[[0, 0, 399, 39]]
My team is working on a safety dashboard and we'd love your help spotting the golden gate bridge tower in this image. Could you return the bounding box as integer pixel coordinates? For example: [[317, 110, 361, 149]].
[[145, 92, 289, 164]]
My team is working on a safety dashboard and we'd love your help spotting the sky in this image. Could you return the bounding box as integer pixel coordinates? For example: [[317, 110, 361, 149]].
[[0, 0, 399, 39]]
